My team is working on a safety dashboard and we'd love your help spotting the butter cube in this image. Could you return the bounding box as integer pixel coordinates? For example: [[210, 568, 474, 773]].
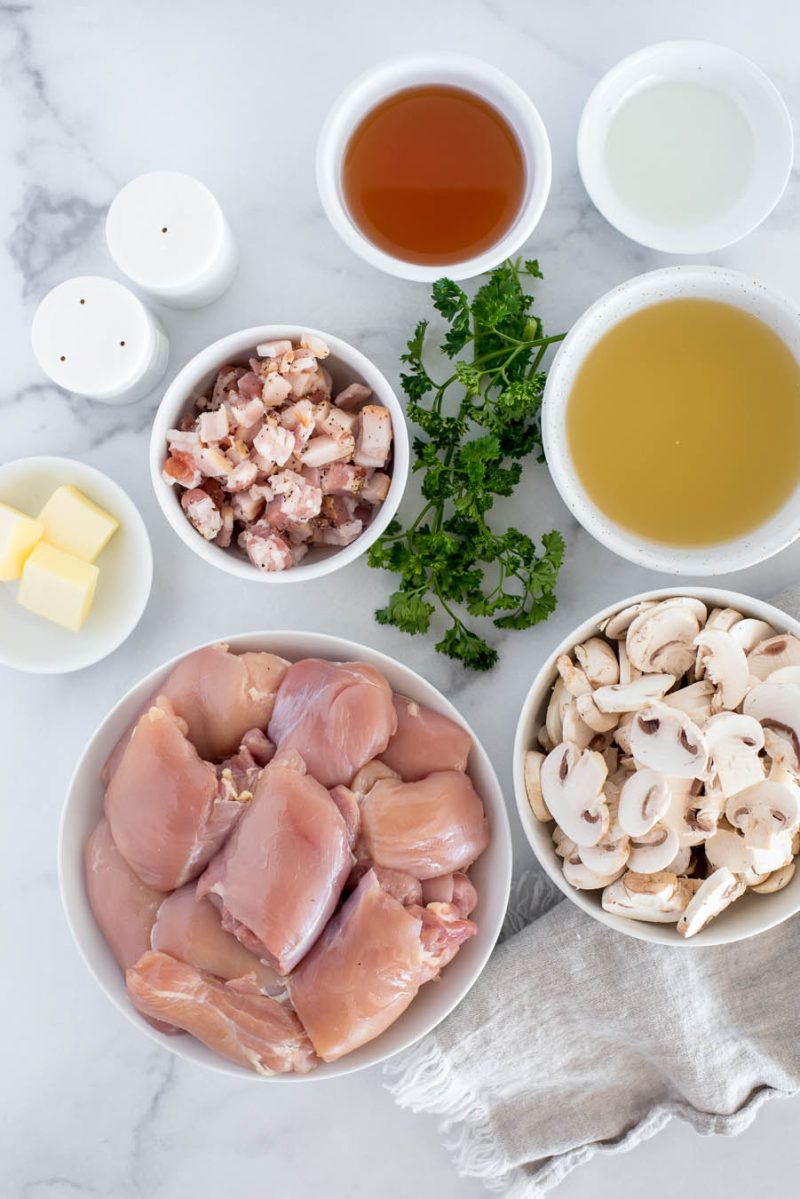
[[0, 502, 43, 580], [17, 542, 99, 631], [38, 484, 119, 563]]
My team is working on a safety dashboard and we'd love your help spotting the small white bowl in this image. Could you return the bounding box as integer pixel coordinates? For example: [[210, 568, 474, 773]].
[[59, 631, 512, 1080], [542, 264, 800, 575], [513, 586, 800, 947], [317, 53, 552, 282], [150, 325, 409, 583], [0, 456, 152, 674], [578, 41, 793, 254]]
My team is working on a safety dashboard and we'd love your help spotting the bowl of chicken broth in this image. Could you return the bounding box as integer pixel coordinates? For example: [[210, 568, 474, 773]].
[[542, 265, 800, 573], [59, 631, 512, 1080]]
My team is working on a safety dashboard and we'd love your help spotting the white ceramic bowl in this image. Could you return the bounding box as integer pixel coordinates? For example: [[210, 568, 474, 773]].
[[514, 586, 800, 947], [578, 41, 793, 254], [150, 325, 409, 583], [317, 53, 552, 281], [60, 631, 512, 1080], [0, 456, 152, 674], [542, 265, 800, 574]]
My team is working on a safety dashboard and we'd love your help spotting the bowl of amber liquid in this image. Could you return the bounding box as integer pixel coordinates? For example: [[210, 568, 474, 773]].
[[316, 53, 552, 281], [542, 265, 800, 574]]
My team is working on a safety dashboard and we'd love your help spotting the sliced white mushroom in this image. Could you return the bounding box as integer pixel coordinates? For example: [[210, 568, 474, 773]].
[[730, 618, 777, 654], [618, 768, 671, 837], [743, 682, 800, 772], [765, 665, 800, 685], [665, 845, 693, 875], [705, 822, 794, 875], [661, 680, 715, 721], [627, 822, 680, 872], [693, 629, 749, 711], [600, 601, 656, 640], [750, 861, 796, 894], [556, 654, 593, 698], [613, 712, 634, 755], [626, 599, 705, 677], [704, 711, 765, 797], [677, 868, 745, 939], [629, 701, 710, 778], [539, 743, 609, 847], [617, 640, 640, 686], [562, 844, 625, 890], [575, 637, 620, 687], [578, 826, 630, 876], [537, 726, 554, 752], [545, 676, 570, 746], [562, 699, 595, 749], [602, 870, 697, 923], [593, 674, 676, 713], [524, 750, 550, 822], [724, 780, 800, 849], [665, 777, 721, 846], [737, 864, 771, 887], [705, 607, 744, 633], [575, 691, 619, 733], [747, 634, 800, 681]]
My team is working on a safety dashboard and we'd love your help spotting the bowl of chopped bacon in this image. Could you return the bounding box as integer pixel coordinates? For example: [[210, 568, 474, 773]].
[[150, 326, 408, 581]]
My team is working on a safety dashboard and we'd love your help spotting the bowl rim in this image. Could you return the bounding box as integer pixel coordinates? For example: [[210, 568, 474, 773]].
[[577, 39, 794, 254], [149, 324, 410, 583], [513, 585, 800, 947], [59, 629, 512, 1079], [316, 51, 552, 282], [541, 264, 800, 575], [0, 454, 153, 674]]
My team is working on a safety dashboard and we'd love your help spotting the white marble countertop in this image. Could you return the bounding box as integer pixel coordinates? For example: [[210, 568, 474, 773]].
[[3, 1, 800, 1195]]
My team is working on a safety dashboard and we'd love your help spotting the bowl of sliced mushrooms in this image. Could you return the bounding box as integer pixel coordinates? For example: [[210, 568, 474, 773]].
[[513, 588, 800, 945]]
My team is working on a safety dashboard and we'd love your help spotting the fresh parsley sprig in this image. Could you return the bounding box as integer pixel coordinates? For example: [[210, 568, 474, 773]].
[[367, 258, 566, 672]]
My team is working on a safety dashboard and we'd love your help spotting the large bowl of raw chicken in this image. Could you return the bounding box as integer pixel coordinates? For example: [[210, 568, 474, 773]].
[[60, 632, 512, 1080], [514, 587, 800, 946]]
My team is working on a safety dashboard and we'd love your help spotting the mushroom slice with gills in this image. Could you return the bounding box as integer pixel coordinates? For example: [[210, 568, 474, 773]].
[[561, 699, 595, 749], [575, 692, 619, 734], [705, 821, 794, 875], [613, 712, 635, 755], [599, 601, 657, 640], [626, 598, 706, 677], [539, 743, 609, 847], [677, 868, 745, 939], [618, 769, 671, 837], [556, 655, 593, 698], [629, 701, 709, 778], [575, 637, 619, 687], [562, 842, 624, 890], [578, 824, 630, 877], [693, 630, 749, 711], [747, 634, 800, 681], [704, 712, 765, 797], [602, 870, 696, 923], [729, 619, 777, 655], [524, 750, 550, 822], [751, 861, 797, 894], [627, 822, 680, 872], [593, 674, 676, 714], [662, 680, 715, 721], [724, 780, 800, 849], [664, 778, 718, 847], [743, 682, 800, 773], [545, 677, 570, 746]]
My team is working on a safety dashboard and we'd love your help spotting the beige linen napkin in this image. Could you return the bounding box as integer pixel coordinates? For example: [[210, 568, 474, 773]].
[[385, 587, 800, 1197]]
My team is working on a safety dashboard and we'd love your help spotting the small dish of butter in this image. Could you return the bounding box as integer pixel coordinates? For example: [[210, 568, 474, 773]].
[[0, 457, 152, 673]]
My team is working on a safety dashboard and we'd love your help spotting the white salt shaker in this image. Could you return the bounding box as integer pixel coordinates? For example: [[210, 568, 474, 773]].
[[31, 276, 170, 405], [105, 171, 238, 308]]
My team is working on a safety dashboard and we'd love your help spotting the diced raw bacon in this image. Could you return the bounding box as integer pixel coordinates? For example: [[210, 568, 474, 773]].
[[214, 504, 234, 548], [254, 420, 295, 468], [225, 438, 251, 466], [334, 382, 372, 411], [300, 434, 355, 468], [313, 519, 363, 547], [196, 446, 232, 479], [256, 339, 293, 358], [361, 470, 391, 504], [198, 407, 229, 444], [237, 371, 264, 401], [226, 460, 258, 493], [317, 367, 333, 398], [270, 470, 323, 521], [262, 373, 292, 407], [301, 465, 321, 489], [300, 332, 330, 358], [289, 367, 329, 399], [243, 529, 294, 571], [319, 406, 358, 439], [321, 495, 357, 526], [320, 462, 366, 496], [231, 488, 266, 524], [167, 429, 202, 455], [202, 478, 225, 509], [280, 399, 315, 448], [208, 366, 247, 409], [229, 393, 266, 428], [181, 489, 223, 540], [284, 352, 317, 375], [163, 452, 201, 489], [354, 405, 392, 468]]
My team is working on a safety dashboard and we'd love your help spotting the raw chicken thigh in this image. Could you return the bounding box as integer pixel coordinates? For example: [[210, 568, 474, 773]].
[[105, 699, 243, 891], [84, 818, 163, 972], [289, 870, 476, 1062], [127, 951, 317, 1075], [381, 696, 472, 781], [359, 771, 489, 879], [151, 885, 283, 995], [198, 751, 351, 974], [421, 872, 479, 916], [268, 659, 396, 788]]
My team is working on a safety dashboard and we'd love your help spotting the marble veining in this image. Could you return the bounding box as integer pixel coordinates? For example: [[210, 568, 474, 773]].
[[3, 2, 800, 1197]]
